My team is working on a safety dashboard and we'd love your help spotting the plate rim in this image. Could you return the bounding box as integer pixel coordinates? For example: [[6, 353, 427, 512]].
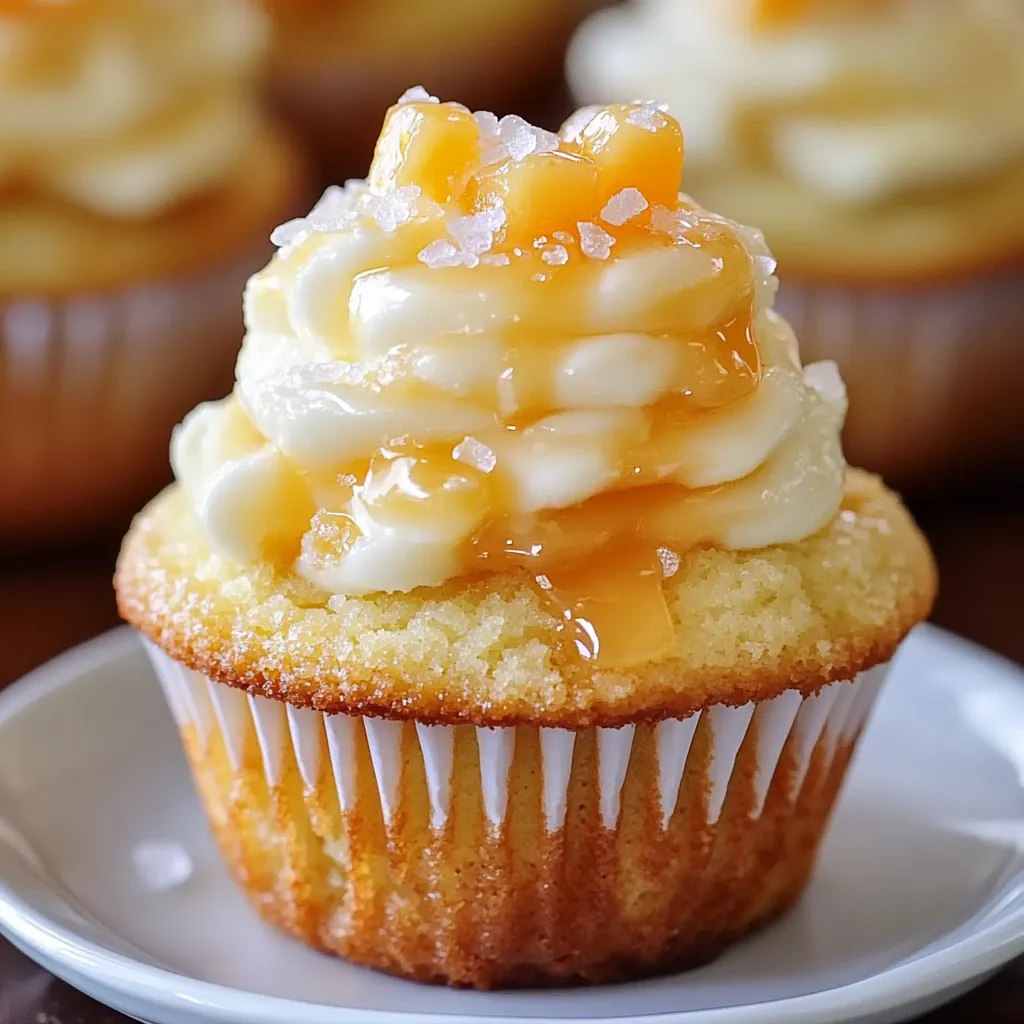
[[0, 625, 1020, 1024]]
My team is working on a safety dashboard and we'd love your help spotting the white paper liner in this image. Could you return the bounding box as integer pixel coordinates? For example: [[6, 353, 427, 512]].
[[417, 722, 455, 830], [144, 640, 889, 832], [0, 248, 266, 539], [776, 268, 1024, 483], [539, 727, 577, 830]]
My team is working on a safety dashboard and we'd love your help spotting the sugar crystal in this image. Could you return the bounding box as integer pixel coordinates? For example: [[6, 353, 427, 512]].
[[552, 230, 574, 244], [541, 245, 569, 266], [448, 209, 502, 255], [531, 126, 560, 155], [657, 546, 681, 579], [443, 205, 505, 263], [577, 221, 616, 260], [560, 104, 601, 144], [625, 101, 668, 133], [473, 204, 507, 233], [600, 187, 649, 226], [474, 110, 500, 137], [477, 110, 509, 165], [480, 253, 511, 266], [650, 204, 698, 238], [491, 114, 561, 164], [418, 240, 463, 268], [453, 436, 497, 473], [398, 85, 439, 104], [368, 184, 422, 233], [500, 115, 537, 162], [480, 135, 510, 167]]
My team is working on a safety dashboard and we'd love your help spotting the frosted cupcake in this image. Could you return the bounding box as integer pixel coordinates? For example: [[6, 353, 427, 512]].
[[0, 0, 307, 540], [116, 91, 936, 988], [260, 0, 593, 176], [569, 0, 1024, 484]]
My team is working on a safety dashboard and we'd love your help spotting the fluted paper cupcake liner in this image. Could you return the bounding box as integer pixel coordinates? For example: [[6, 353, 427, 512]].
[[777, 267, 1024, 486], [143, 639, 888, 987], [0, 250, 266, 541]]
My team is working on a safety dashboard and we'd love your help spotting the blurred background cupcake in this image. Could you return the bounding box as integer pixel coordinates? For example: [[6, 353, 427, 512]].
[[0, 0, 307, 543], [568, 0, 1024, 487], [261, 0, 603, 178]]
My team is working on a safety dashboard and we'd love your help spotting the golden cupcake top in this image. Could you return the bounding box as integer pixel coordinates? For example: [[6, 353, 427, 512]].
[[570, 0, 1024, 207], [172, 89, 847, 670], [0, 0, 267, 218]]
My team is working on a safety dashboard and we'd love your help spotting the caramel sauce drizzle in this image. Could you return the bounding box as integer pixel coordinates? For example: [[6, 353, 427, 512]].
[[307, 303, 761, 670], [457, 306, 758, 671], [299, 99, 768, 670]]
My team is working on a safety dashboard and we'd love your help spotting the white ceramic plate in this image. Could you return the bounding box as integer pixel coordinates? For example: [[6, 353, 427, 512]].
[[0, 626, 1021, 1024]]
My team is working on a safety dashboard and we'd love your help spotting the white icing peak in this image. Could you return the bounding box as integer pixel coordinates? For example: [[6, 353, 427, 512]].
[[171, 91, 847, 601], [0, 0, 267, 217], [569, 0, 1024, 204]]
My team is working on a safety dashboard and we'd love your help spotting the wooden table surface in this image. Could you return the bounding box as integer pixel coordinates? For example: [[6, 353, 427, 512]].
[[0, 479, 1021, 1024]]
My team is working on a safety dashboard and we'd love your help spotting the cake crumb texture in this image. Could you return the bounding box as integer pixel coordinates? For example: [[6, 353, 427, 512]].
[[116, 469, 936, 726]]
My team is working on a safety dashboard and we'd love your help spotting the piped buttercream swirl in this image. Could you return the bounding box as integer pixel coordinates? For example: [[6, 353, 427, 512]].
[[172, 93, 847, 612]]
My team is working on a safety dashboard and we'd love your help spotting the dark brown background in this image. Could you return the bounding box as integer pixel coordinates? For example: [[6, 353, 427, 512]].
[[0, 469, 1022, 1023]]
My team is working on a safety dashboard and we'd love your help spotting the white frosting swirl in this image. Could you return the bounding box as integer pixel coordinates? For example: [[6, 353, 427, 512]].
[[569, 0, 1024, 205], [173, 200, 845, 595], [0, 0, 267, 217]]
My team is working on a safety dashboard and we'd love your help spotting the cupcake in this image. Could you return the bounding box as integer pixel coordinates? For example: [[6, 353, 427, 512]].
[[0, 0, 307, 541], [568, 0, 1024, 485], [260, 0, 595, 177], [116, 90, 936, 988]]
